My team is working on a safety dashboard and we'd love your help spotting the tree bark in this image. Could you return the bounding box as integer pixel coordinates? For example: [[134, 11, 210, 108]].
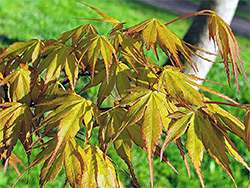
[[180, 0, 239, 85]]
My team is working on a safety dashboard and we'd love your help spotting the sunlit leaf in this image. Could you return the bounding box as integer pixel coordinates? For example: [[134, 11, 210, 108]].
[[207, 11, 248, 91], [186, 113, 204, 187], [1, 65, 31, 105], [65, 52, 79, 90], [37, 44, 78, 89], [161, 111, 193, 158], [119, 87, 175, 187], [0, 40, 40, 60], [80, 144, 122, 188], [22, 39, 43, 63], [77, 34, 118, 83], [64, 139, 86, 187], [126, 18, 196, 70], [39, 94, 97, 165], [158, 66, 205, 108]]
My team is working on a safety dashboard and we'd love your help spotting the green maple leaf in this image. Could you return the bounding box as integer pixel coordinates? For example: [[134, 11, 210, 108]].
[[64, 139, 86, 187], [37, 44, 78, 90], [81, 144, 122, 188], [77, 34, 118, 83], [38, 93, 98, 165], [1, 65, 31, 105], [126, 18, 196, 70], [0, 39, 42, 63], [117, 87, 176, 187]]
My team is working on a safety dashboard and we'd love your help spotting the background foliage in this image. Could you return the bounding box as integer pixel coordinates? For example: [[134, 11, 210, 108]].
[[0, 0, 249, 187]]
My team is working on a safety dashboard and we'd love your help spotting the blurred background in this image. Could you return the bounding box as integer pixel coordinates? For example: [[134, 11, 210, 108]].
[[0, 0, 249, 187]]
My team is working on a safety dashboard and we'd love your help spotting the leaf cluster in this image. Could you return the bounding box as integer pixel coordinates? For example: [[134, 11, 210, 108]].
[[0, 2, 249, 188]]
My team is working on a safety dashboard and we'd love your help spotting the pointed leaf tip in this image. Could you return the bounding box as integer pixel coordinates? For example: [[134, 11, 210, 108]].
[[76, 1, 120, 24], [208, 11, 247, 91]]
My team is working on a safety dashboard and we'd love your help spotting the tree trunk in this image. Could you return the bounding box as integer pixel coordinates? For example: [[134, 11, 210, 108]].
[[181, 0, 239, 85]]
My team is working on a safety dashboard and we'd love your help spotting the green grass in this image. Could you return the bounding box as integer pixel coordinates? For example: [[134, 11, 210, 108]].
[[0, 0, 189, 47], [0, 0, 250, 187]]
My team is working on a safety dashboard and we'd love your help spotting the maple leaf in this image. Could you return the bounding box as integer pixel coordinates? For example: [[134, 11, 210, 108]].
[[37, 44, 78, 90], [125, 18, 197, 70], [81, 62, 132, 106], [159, 105, 250, 188], [117, 87, 176, 187], [158, 66, 238, 110], [186, 109, 249, 187], [0, 39, 42, 63], [99, 108, 140, 187], [64, 139, 86, 187], [0, 102, 33, 158], [39, 145, 64, 187], [81, 144, 122, 188], [30, 138, 86, 188], [161, 112, 193, 158], [186, 113, 204, 187], [158, 66, 205, 108], [58, 24, 98, 44], [207, 11, 248, 91], [1, 64, 31, 105], [38, 93, 98, 165], [192, 110, 237, 186], [77, 34, 118, 83]]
